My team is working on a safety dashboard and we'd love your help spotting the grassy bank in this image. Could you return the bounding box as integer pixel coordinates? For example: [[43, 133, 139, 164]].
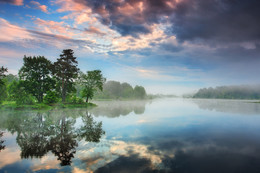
[[0, 101, 96, 111]]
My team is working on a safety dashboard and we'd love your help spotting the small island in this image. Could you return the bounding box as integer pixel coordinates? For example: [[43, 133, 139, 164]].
[[0, 49, 148, 110]]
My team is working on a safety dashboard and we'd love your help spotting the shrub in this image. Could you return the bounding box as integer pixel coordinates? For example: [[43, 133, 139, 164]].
[[43, 91, 59, 104]]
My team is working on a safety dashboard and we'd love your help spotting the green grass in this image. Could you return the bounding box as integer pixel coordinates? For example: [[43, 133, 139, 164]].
[[0, 101, 96, 111]]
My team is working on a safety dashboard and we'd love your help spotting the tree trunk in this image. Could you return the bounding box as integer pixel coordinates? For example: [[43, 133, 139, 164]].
[[86, 96, 89, 103], [62, 78, 66, 103]]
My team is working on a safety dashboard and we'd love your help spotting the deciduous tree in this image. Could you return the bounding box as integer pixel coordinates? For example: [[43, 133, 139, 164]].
[[19, 56, 54, 103], [80, 70, 106, 102]]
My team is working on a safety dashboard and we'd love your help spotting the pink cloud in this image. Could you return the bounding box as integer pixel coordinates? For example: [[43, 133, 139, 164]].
[[55, 0, 88, 12], [30, 1, 48, 13], [85, 26, 106, 36], [34, 18, 75, 37], [0, 18, 32, 42], [14, 0, 23, 5]]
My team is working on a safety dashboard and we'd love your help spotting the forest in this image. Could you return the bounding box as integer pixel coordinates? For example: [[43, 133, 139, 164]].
[[0, 49, 147, 107], [193, 85, 260, 99]]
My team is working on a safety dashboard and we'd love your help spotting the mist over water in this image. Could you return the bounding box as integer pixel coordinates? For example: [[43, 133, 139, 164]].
[[1, 98, 260, 172]]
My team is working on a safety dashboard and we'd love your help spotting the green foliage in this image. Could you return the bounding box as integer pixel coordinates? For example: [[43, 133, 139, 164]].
[[0, 66, 8, 86], [0, 81, 7, 104], [0, 66, 8, 104], [93, 80, 147, 100], [134, 85, 146, 99], [43, 91, 59, 104], [4, 74, 18, 84], [193, 85, 260, 99], [121, 82, 134, 98], [80, 70, 106, 102], [7, 80, 35, 105], [53, 49, 79, 103], [19, 56, 54, 103], [69, 95, 84, 104]]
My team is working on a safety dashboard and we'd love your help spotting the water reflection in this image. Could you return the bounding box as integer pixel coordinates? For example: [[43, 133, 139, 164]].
[[78, 111, 105, 142], [90, 100, 149, 117], [192, 99, 260, 114], [1, 99, 260, 172], [0, 131, 5, 152], [1, 110, 105, 166]]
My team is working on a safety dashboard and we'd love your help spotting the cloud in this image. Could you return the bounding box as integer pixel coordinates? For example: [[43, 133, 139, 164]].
[[0, 18, 32, 42], [0, 0, 23, 5], [34, 18, 73, 36], [54, 0, 260, 48], [54, 0, 178, 37], [0, 17, 99, 51], [171, 0, 260, 44], [30, 1, 49, 13]]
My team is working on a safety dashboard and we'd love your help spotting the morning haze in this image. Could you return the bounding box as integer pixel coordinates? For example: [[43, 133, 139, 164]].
[[1, 0, 260, 172]]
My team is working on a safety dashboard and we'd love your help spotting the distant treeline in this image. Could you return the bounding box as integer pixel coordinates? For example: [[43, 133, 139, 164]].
[[75, 80, 147, 100], [193, 85, 260, 99]]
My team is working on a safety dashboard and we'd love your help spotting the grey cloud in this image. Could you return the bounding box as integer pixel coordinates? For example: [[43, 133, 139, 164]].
[[0, 0, 22, 5], [171, 0, 260, 43]]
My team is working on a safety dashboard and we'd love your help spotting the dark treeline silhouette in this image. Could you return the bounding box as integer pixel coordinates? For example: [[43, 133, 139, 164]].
[[193, 85, 260, 99], [0, 110, 105, 166], [92, 80, 147, 99]]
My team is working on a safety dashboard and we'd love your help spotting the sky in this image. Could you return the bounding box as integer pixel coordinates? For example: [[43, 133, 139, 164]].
[[0, 0, 260, 95]]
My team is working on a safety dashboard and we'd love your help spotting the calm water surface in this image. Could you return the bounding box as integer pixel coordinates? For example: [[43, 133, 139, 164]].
[[1, 98, 260, 173]]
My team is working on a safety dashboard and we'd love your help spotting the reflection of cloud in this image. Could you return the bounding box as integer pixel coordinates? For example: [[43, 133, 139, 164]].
[[0, 133, 20, 168], [30, 154, 60, 172], [75, 139, 165, 172]]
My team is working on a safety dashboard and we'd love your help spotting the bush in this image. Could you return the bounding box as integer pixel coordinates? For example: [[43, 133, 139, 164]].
[[0, 84, 7, 104], [43, 91, 59, 104], [16, 92, 35, 105], [71, 95, 84, 104]]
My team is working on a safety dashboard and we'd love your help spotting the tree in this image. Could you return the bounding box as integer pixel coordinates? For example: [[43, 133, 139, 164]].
[[7, 80, 35, 105], [103, 81, 122, 99], [0, 66, 8, 86], [80, 70, 106, 102], [53, 49, 79, 103], [19, 56, 54, 103], [121, 82, 134, 98], [134, 85, 146, 99], [0, 66, 8, 104]]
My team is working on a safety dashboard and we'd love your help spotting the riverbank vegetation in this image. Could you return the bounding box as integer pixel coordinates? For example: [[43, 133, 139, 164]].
[[193, 85, 260, 100], [0, 49, 149, 110]]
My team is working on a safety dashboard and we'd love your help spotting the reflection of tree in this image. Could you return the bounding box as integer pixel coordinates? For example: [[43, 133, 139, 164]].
[[0, 131, 5, 152], [4, 110, 105, 166], [90, 100, 148, 118], [78, 112, 105, 142], [16, 113, 49, 158], [192, 99, 260, 115], [49, 117, 77, 166]]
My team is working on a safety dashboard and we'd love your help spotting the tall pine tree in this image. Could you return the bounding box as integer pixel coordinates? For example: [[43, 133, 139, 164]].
[[53, 49, 79, 102]]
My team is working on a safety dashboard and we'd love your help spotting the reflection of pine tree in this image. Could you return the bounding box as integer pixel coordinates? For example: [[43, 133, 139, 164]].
[[0, 131, 5, 152], [49, 117, 78, 166], [78, 111, 105, 142]]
